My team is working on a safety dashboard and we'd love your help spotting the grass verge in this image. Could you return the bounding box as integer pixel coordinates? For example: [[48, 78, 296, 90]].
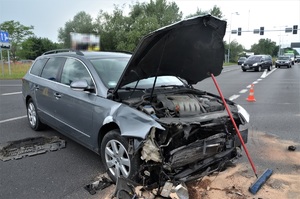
[[0, 63, 31, 79]]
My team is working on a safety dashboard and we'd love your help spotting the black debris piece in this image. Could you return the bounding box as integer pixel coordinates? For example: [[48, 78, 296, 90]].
[[288, 145, 296, 151], [84, 176, 114, 195], [0, 136, 66, 161]]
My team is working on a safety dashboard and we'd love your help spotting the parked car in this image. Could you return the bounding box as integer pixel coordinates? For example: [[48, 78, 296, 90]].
[[275, 56, 292, 68], [241, 55, 273, 72], [237, 57, 247, 65], [22, 15, 249, 186], [295, 55, 300, 63]]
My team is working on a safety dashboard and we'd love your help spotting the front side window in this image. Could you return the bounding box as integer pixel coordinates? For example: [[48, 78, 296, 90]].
[[41, 57, 65, 81], [61, 58, 93, 86]]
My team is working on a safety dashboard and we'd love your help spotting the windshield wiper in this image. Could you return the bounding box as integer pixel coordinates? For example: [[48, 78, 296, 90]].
[[159, 85, 186, 88]]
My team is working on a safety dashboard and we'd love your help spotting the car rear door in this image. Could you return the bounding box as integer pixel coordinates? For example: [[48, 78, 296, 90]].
[[35, 57, 66, 124]]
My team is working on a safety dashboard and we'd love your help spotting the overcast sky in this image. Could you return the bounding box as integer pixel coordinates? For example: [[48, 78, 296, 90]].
[[1, 0, 299, 50]]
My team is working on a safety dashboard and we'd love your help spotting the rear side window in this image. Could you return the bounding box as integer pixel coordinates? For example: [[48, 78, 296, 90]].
[[41, 57, 65, 81], [30, 58, 48, 76]]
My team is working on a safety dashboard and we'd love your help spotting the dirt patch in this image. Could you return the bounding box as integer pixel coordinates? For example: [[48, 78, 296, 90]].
[[186, 131, 300, 199]]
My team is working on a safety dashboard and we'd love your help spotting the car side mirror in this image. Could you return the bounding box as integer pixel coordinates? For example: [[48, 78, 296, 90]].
[[70, 79, 95, 92]]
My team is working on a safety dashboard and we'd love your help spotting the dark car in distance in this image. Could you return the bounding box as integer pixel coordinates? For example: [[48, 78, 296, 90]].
[[295, 55, 300, 63], [275, 56, 292, 68], [237, 57, 247, 65], [22, 15, 249, 187], [241, 55, 273, 72]]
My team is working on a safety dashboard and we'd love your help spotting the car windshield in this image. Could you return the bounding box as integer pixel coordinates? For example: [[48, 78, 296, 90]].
[[90, 57, 184, 88], [124, 76, 184, 89], [247, 56, 261, 61], [239, 57, 246, 60], [278, 56, 289, 60]]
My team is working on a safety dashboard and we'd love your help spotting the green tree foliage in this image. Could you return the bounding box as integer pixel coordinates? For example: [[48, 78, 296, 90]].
[[58, 11, 96, 48], [0, 20, 34, 61], [185, 5, 223, 19], [224, 40, 244, 62], [94, 0, 182, 51], [250, 39, 278, 56], [19, 37, 62, 60]]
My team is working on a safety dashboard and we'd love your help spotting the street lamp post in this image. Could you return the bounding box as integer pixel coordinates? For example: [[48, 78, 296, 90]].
[[227, 12, 239, 63]]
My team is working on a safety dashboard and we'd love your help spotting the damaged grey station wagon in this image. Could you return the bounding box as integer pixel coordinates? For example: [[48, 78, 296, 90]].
[[22, 15, 249, 186]]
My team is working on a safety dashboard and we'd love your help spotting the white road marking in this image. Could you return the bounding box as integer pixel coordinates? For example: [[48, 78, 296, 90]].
[[230, 67, 277, 102], [239, 89, 248, 94], [261, 70, 268, 78], [229, 94, 240, 101], [2, 91, 22, 96], [0, 115, 27, 124]]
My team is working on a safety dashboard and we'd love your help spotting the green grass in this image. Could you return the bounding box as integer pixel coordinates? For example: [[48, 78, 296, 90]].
[[0, 63, 31, 79], [0, 62, 236, 80]]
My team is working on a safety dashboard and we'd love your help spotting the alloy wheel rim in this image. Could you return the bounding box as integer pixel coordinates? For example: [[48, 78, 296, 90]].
[[28, 103, 36, 127], [105, 139, 131, 178]]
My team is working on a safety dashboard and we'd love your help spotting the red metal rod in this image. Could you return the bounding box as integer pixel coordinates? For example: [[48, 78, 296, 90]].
[[210, 73, 257, 177]]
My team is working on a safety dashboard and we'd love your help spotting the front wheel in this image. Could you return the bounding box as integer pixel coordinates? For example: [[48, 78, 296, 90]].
[[27, 99, 45, 131], [101, 130, 140, 182], [256, 66, 262, 72]]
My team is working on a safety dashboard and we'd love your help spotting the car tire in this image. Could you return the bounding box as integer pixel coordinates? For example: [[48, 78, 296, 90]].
[[267, 65, 271, 71], [242, 69, 246, 72], [256, 66, 261, 72], [27, 98, 45, 131], [101, 130, 140, 183]]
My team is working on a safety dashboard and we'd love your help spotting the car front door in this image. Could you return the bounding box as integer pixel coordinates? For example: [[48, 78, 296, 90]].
[[55, 58, 96, 147]]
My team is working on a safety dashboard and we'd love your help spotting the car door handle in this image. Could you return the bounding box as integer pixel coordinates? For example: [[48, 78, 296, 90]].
[[54, 92, 62, 99]]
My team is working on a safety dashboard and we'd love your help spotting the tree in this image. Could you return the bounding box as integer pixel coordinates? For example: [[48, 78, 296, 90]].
[[225, 40, 244, 62], [209, 5, 224, 19], [58, 11, 96, 48], [94, 0, 182, 51], [19, 37, 62, 60], [250, 39, 277, 56], [185, 5, 223, 19], [0, 20, 34, 61]]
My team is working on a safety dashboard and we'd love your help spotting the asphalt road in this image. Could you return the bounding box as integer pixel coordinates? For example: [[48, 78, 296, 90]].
[[0, 63, 300, 198]]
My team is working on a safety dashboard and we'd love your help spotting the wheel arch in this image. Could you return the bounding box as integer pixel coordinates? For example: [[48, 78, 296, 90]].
[[98, 122, 120, 151]]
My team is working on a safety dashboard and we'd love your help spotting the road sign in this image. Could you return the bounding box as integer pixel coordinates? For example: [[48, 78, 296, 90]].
[[0, 31, 11, 49], [0, 31, 10, 43]]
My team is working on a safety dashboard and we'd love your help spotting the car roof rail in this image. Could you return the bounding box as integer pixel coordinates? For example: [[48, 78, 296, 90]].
[[42, 49, 84, 56]]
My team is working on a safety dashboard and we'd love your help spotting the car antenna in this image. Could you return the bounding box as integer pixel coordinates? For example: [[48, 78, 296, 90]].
[[149, 35, 169, 103]]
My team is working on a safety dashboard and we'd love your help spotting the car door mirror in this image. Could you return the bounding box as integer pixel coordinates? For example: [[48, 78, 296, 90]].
[[70, 80, 95, 92]]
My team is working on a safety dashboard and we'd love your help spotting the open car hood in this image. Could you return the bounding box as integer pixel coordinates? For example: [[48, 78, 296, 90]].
[[113, 15, 226, 93]]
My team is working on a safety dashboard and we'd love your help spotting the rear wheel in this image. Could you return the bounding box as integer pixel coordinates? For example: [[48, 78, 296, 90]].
[[101, 130, 140, 182], [27, 99, 45, 131]]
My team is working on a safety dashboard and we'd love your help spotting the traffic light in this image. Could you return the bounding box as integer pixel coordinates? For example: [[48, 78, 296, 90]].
[[260, 27, 264, 35], [293, 25, 298, 34], [238, 27, 242, 36]]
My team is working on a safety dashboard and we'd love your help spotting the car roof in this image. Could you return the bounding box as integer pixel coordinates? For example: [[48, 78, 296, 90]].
[[39, 49, 131, 60]]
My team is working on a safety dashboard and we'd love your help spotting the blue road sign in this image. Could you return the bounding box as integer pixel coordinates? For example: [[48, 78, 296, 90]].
[[0, 31, 10, 43]]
